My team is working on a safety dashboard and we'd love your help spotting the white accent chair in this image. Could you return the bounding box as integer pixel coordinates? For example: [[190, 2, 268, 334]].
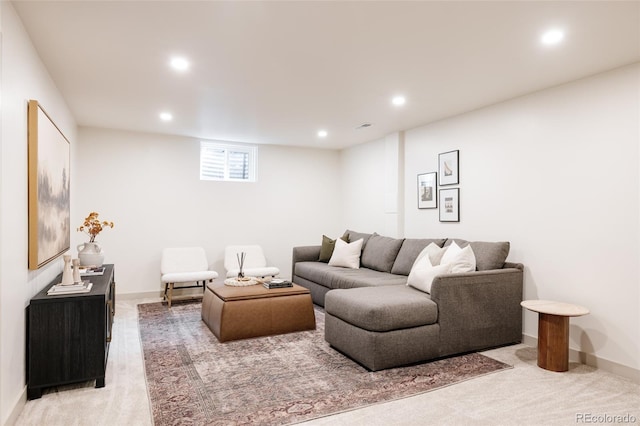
[[161, 247, 218, 308], [224, 245, 280, 278]]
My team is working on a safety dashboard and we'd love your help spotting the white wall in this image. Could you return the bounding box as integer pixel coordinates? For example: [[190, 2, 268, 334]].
[[75, 127, 342, 295], [339, 64, 639, 376], [0, 2, 77, 424], [402, 64, 639, 373], [340, 132, 404, 237]]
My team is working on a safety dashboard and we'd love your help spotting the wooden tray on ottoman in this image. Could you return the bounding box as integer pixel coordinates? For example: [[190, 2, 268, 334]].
[[201, 282, 316, 342]]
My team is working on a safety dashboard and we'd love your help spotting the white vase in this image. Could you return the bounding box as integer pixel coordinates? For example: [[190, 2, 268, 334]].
[[77, 242, 105, 267]]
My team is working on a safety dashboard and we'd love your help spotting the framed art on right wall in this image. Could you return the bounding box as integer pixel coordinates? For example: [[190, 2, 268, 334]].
[[438, 150, 459, 186], [439, 188, 460, 222]]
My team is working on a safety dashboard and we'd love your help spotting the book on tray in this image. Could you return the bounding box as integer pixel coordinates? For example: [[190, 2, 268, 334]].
[[263, 279, 293, 289], [79, 266, 105, 276], [47, 280, 93, 295]]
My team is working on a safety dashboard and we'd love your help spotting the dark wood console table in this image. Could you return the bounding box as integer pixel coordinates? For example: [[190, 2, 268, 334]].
[[27, 264, 115, 399]]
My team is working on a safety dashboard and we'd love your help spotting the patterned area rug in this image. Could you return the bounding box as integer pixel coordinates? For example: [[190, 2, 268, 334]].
[[138, 300, 511, 425]]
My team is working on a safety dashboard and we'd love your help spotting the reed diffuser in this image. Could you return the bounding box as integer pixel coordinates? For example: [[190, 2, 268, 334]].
[[236, 252, 246, 279]]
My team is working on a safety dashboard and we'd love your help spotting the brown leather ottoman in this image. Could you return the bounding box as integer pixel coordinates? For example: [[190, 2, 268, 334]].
[[201, 282, 316, 342]]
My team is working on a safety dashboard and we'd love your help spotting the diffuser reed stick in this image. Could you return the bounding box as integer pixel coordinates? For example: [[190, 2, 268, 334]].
[[236, 252, 246, 279]]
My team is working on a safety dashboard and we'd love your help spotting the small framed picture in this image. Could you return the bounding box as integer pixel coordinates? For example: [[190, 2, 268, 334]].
[[439, 150, 459, 186], [439, 188, 460, 222], [417, 172, 437, 209]]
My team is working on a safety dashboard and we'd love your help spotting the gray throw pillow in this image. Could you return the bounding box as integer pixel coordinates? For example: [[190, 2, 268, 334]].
[[342, 229, 372, 250], [390, 238, 447, 276], [360, 234, 405, 273], [444, 239, 510, 271]]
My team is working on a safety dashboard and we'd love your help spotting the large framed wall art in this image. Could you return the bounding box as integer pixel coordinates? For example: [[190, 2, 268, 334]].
[[28, 100, 71, 269], [417, 172, 437, 209]]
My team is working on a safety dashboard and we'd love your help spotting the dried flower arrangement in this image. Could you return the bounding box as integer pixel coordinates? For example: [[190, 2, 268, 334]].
[[77, 212, 114, 243]]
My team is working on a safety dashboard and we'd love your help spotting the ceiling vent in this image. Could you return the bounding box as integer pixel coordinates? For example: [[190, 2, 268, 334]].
[[356, 123, 372, 129]]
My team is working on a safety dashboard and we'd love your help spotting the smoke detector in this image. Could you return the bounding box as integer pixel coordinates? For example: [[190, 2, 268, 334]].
[[356, 123, 372, 130]]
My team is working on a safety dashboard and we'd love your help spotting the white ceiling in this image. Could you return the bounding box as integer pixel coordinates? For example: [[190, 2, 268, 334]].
[[12, 1, 640, 149]]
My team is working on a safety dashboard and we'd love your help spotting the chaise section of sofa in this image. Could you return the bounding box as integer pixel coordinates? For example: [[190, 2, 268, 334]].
[[324, 285, 441, 370]]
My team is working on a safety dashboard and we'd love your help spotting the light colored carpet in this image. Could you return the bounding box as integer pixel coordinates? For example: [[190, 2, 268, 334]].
[[15, 297, 640, 426]]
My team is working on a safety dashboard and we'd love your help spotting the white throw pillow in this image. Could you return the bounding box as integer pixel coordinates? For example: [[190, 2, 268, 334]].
[[407, 254, 452, 294], [414, 242, 447, 266], [440, 241, 462, 264], [328, 238, 363, 269], [441, 241, 476, 273]]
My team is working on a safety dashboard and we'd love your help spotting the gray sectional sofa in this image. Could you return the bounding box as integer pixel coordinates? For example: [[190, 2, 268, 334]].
[[292, 230, 524, 371]]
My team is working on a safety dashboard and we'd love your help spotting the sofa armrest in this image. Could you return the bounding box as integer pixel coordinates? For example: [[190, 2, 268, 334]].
[[291, 245, 321, 278], [430, 265, 524, 356], [503, 262, 524, 271]]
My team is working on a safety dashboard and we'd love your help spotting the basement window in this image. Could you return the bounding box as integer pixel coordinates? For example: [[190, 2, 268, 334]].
[[200, 141, 257, 182]]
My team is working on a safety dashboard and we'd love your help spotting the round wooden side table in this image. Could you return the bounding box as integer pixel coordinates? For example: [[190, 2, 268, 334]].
[[521, 300, 589, 372]]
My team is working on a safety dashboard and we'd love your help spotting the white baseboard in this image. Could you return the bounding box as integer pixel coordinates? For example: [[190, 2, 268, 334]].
[[117, 287, 205, 301], [117, 291, 162, 300], [522, 333, 640, 384], [4, 386, 26, 426]]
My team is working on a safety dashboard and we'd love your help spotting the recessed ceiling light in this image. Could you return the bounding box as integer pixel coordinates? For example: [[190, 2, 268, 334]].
[[317, 130, 328, 138], [391, 96, 406, 106], [541, 29, 564, 45], [159, 112, 173, 122], [170, 57, 190, 71]]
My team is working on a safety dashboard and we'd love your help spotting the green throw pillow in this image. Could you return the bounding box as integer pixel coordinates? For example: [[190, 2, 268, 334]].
[[319, 234, 349, 262]]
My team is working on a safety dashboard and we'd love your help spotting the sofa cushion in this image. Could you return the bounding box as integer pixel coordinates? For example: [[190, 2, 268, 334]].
[[325, 286, 438, 332], [342, 229, 372, 250], [391, 238, 447, 275], [328, 238, 363, 269], [319, 234, 348, 263], [360, 234, 404, 273], [445, 239, 510, 271], [295, 262, 407, 289]]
